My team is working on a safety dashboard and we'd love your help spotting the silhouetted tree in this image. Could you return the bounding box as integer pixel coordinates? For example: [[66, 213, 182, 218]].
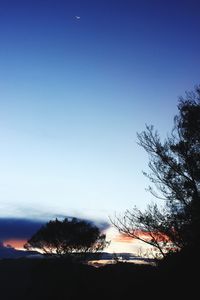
[[24, 218, 107, 259], [112, 85, 200, 257]]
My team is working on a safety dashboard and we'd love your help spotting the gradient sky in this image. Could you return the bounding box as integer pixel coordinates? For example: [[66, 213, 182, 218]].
[[0, 0, 200, 232]]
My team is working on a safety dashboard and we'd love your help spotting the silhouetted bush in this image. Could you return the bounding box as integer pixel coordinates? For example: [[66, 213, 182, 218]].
[[25, 218, 107, 261]]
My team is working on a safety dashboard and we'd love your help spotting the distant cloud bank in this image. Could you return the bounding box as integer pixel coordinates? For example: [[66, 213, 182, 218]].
[[0, 217, 110, 242], [0, 218, 45, 241]]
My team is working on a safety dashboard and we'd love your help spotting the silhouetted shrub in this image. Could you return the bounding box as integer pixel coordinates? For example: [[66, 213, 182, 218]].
[[25, 218, 107, 261]]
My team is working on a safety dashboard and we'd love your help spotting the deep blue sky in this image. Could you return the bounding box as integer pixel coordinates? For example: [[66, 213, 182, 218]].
[[0, 0, 200, 224]]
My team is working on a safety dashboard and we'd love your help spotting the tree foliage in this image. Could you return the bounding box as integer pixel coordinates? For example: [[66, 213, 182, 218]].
[[112, 85, 200, 257], [24, 218, 107, 259]]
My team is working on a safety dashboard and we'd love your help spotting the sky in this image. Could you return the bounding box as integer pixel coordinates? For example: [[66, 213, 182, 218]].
[[0, 0, 200, 252]]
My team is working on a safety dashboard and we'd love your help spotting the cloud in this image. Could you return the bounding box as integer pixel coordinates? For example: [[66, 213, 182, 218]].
[[0, 217, 110, 243], [0, 218, 45, 241], [113, 234, 134, 243], [89, 220, 110, 231]]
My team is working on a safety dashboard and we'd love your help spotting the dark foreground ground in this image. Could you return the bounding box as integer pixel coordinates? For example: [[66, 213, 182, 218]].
[[0, 251, 198, 300]]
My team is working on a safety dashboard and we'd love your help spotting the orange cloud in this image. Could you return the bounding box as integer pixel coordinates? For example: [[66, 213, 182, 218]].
[[4, 239, 27, 250], [113, 234, 134, 243], [112, 230, 170, 244]]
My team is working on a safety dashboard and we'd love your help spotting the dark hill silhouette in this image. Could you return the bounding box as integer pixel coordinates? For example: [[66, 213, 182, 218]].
[[0, 251, 198, 300]]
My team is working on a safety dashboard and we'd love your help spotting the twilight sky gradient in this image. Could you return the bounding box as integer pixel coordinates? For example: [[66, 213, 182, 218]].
[[0, 0, 200, 232]]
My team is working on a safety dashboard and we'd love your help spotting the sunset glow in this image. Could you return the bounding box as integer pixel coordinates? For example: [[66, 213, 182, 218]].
[[105, 227, 152, 254], [2, 227, 153, 255], [4, 239, 27, 250]]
